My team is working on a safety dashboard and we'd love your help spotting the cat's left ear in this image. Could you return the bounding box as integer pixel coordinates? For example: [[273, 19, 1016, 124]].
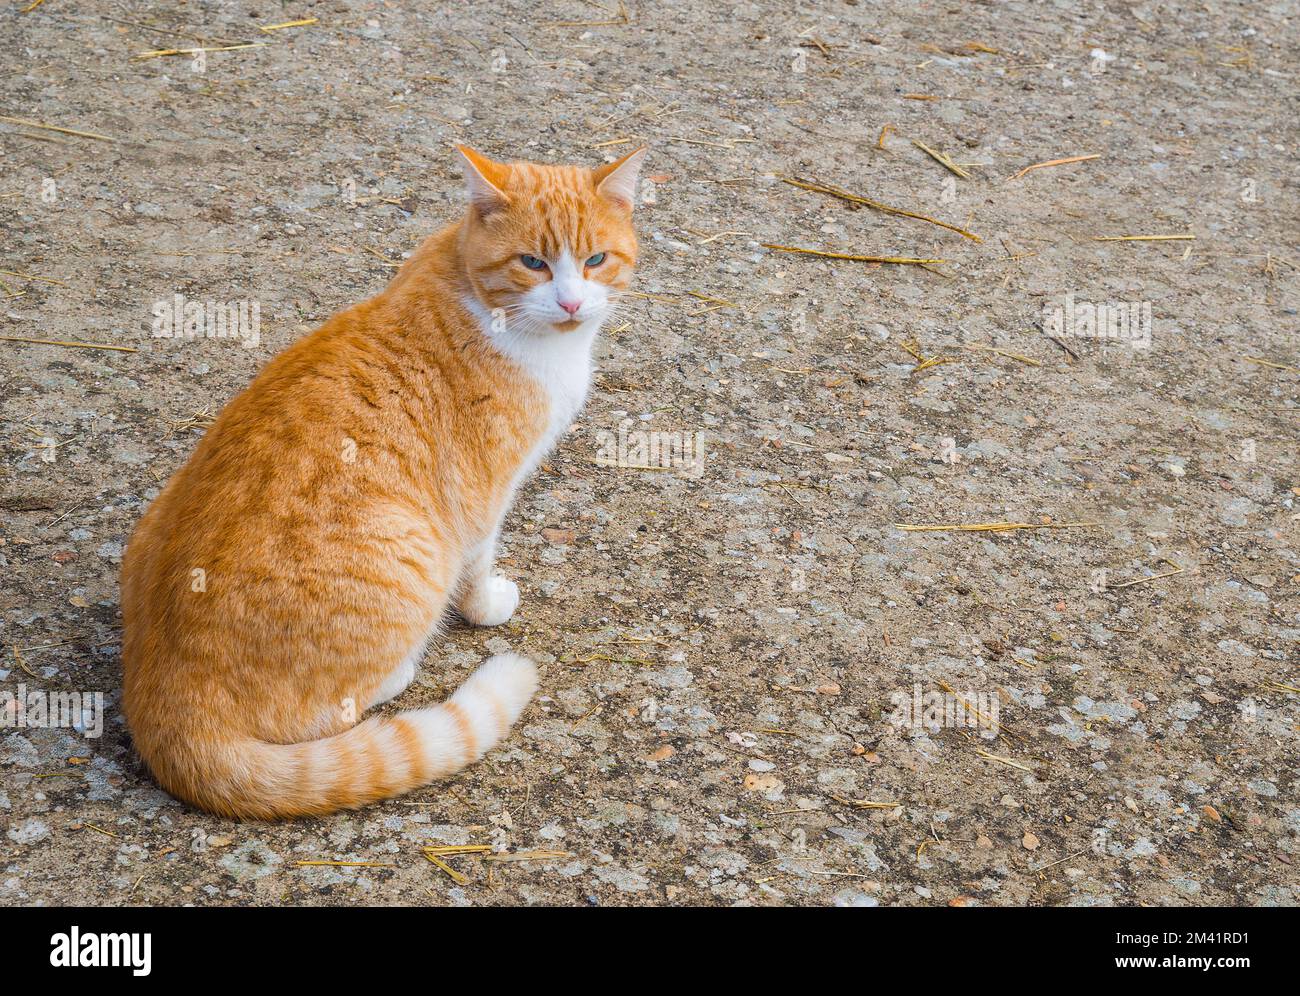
[[456, 144, 511, 216], [593, 147, 647, 210]]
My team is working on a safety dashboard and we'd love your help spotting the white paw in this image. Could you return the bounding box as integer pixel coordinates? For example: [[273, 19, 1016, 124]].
[[460, 575, 520, 627]]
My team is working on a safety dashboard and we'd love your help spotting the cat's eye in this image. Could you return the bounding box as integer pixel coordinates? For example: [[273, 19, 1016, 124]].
[[585, 253, 606, 267], [520, 254, 547, 271]]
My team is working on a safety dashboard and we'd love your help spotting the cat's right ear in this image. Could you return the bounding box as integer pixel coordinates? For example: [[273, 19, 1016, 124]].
[[456, 145, 510, 217]]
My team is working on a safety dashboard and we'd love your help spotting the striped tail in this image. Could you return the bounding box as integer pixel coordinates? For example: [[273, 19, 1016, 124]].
[[173, 653, 537, 820]]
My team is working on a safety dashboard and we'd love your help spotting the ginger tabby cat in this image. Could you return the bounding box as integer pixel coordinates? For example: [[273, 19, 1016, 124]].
[[120, 145, 646, 818]]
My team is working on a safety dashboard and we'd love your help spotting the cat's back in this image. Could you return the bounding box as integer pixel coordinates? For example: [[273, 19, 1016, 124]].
[[122, 299, 420, 586]]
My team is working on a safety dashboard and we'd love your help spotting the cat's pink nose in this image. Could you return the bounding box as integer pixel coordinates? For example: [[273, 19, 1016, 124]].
[[558, 299, 582, 316]]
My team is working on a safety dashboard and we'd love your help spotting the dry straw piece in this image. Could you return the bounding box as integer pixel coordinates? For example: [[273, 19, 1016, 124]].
[[780, 176, 982, 242], [1107, 558, 1185, 589], [0, 268, 68, 286], [912, 139, 971, 179], [133, 43, 268, 61], [897, 339, 956, 373], [1243, 357, 1299, 372], [894, 521, 1099, 533], [421, 845, 492, 885], [1010, 153, 1101, 180], [973, 749, 1033, 772], [482, 850, 572, 863], [831, 795, 901, 809], [12, 644, 40, 680], [964, 344, 1040, 366], [422, 851, 469, 885], [0, 115, 115, 142], [937, 679, 1011, 737], [259, 17, 318, 32], [0, 335, 136, 353], [1094, 234, 1195, 242], [763, 244, 944, 266], [1263, 680, 1300, 695]]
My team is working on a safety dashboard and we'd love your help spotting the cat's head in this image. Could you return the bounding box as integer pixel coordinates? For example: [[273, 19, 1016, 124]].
[[456, 145, 645, 334]]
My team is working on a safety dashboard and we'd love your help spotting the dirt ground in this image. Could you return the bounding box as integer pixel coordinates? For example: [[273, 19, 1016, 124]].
[[1, 0, 1297, 908]]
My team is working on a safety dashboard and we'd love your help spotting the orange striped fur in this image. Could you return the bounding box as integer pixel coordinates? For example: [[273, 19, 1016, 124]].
[[120, 145, 645, 819]]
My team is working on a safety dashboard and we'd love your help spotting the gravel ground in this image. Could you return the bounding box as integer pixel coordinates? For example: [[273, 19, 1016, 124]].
[[1, 1, 1297, 907]]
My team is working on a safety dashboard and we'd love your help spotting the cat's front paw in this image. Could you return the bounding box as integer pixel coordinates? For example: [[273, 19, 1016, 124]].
[[458, 575, 520, 627]]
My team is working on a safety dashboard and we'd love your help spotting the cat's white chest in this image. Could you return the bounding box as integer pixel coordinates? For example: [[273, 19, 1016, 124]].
[[520, 328, 593, 452], [465, 297, 596, 472]]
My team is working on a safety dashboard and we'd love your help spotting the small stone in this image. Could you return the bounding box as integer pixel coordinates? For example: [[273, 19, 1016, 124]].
[[7, 819, 50, 844], [1022, 831, 1040, 850], [742, 773, 783, 795]]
